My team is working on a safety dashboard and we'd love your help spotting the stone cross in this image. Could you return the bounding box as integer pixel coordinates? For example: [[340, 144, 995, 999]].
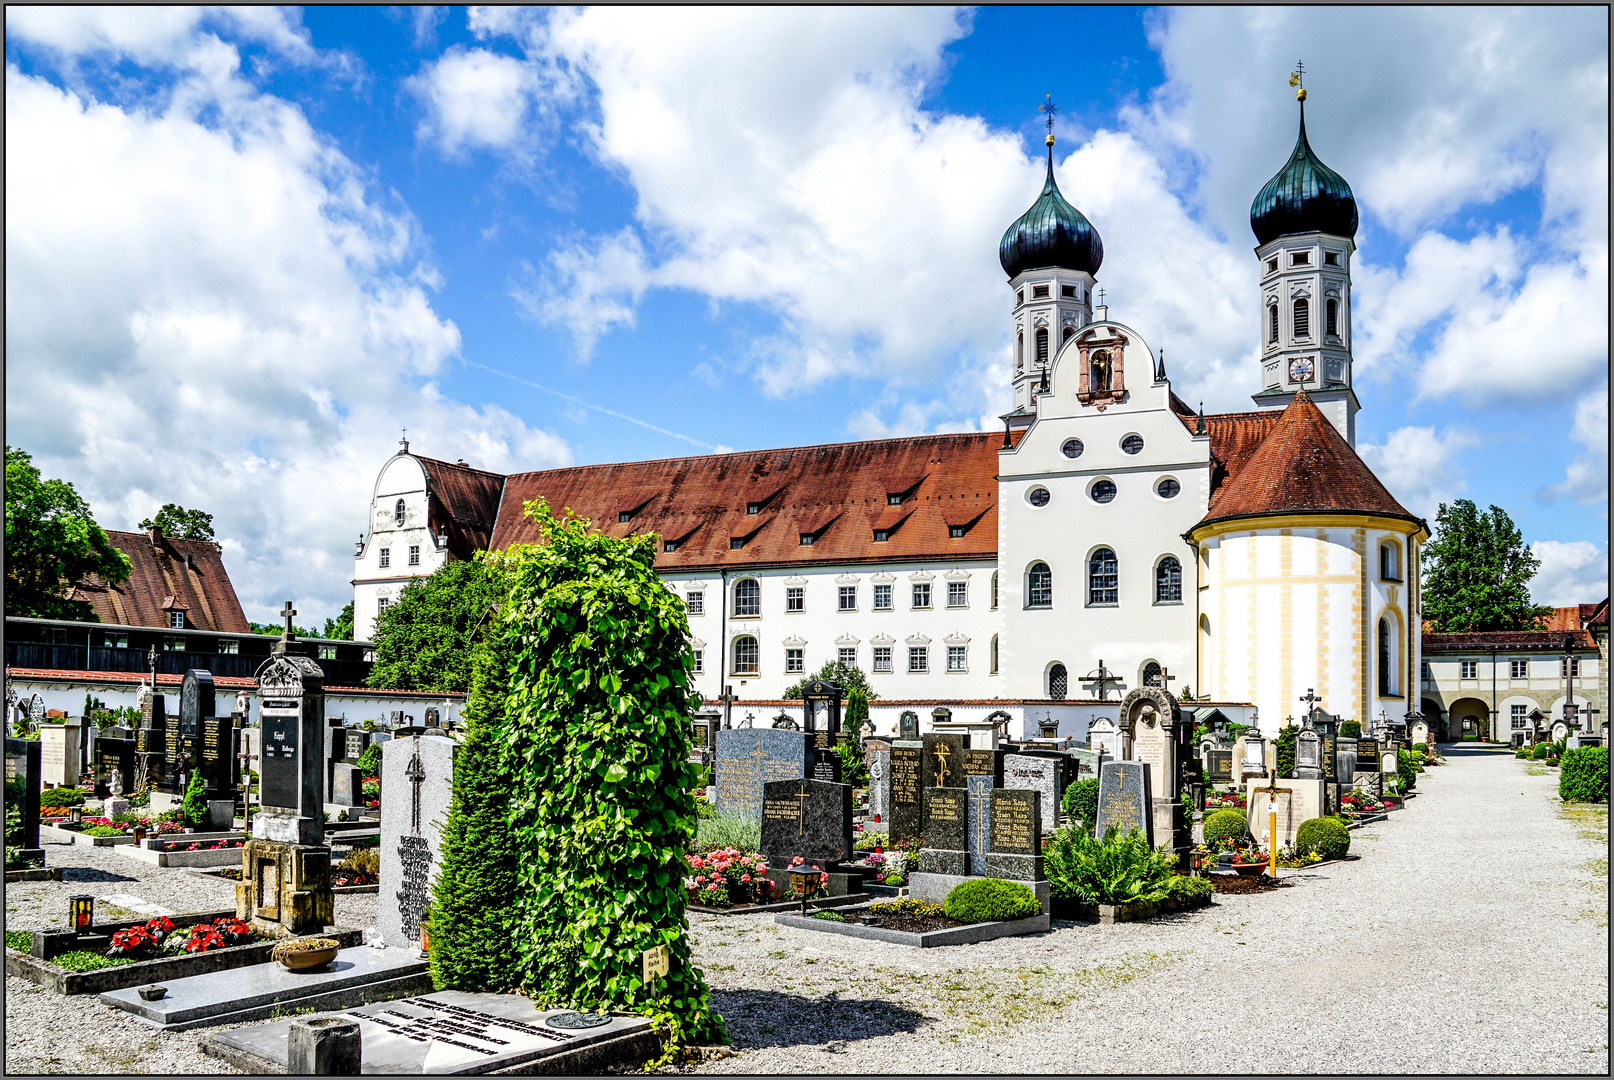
[[281, 601, 298, 637], [718, 685, 739, 731]]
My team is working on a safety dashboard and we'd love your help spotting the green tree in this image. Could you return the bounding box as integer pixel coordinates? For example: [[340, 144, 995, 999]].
[[367, 560, 497, 692], [180, 770, 210, 828], [138, 503, 219, 549], [324, 602, 355, 641], [4, 446, 132, 621], [499, 499, 724, 1054], [845, 686, 870, 735], [782, 659, 878, 701], [1422, 500, 1552, 632], [249, 621, 315, 637], [1275, 723, 1298, 779], [428, 555, 524, 993]]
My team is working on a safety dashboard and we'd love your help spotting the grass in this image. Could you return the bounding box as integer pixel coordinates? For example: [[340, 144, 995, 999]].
[[6, 930, 32, 951], [52, 950, 135, 972]]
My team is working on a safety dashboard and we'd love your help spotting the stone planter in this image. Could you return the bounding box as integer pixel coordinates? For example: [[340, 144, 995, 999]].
[[1231, 862, 1268, 877], [275, 941, 341, 972], [776, 910, 1050, 947]]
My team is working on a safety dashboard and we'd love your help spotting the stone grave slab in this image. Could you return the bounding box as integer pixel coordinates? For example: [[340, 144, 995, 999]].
[[203, 989, 656, 1075], [332, 763, 363, 807], [379, 734, 457, 949], [985, 787, 1043, 881], [1003, 754, 1059, 833], [920, 733, 965, 789], [1205, 749, 1233, 784], [38, 723, 81, 789], [713, 729, 813, 821], [919, 787, 967, 875], [888, 743, 922, 842], [760, 777, 851, 866], [1094, 760, 1153, 846], [1246, 778, 1326, 851], [865, 748, 891, 822], [5, 738, 42, 854], [812, 747, 843, 783]]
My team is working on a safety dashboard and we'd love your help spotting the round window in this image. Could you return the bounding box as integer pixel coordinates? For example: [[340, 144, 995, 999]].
[[1061, 438, 1084, 459], [1121, 434, 1145, 455], [1091, 479, 1117, 504], [1157, 478, 1181, 499], [1028, 487, 1051, 508]]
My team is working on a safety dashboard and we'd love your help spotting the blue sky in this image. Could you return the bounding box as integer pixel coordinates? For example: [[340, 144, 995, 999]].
[[5, 6, 1607, 625]]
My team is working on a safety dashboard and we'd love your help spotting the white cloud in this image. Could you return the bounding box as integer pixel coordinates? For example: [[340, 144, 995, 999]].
[[1530, 540, 1609, 607], [1543, 384, 1610, 507], [1357, 426, 1478, 523], [408, 45, 542, 158], [4, 53, 570, 626]]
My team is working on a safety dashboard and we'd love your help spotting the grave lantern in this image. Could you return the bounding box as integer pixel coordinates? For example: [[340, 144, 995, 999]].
[[69, 895, 94, 935], [68, 806, 82, 825], [788, 864, 818, 917]]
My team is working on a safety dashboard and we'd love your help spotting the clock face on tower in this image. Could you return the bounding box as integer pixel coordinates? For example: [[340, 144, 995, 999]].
[[1288, 357, 1315, 384]]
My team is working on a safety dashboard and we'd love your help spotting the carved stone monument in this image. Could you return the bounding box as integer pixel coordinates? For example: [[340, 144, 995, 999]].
[[379, 734, 457, 949]]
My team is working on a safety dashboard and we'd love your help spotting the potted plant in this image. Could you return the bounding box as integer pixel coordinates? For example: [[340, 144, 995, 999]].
[[1230, 848, 1269, 877]]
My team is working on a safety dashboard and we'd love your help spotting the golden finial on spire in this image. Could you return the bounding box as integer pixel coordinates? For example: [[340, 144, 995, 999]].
[[1041, 93, 1059, 146], [1290, 60, 1306, 101]]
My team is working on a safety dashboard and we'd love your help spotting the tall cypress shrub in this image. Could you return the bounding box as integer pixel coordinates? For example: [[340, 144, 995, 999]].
[[1275, 724, 1298, 779], [427, 556, 523, 992], [501, 500, 724, 1052]]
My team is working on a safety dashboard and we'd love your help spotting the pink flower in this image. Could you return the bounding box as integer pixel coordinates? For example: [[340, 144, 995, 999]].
[[791, 856, 804, 865], [740, 874, 751, 882]]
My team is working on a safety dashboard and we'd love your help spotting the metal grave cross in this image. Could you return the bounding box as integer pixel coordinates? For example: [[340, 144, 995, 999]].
[[1299, 688, 1322, 724], [1253, 775, 1294, 880], [933, 741, 954, 786], [405, 739, 426, 836], [1083, 660, 1124, 701], [237, 729, 258, 838]]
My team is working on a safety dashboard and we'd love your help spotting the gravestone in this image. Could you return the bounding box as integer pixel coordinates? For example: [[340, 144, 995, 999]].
[[1355, 738, 1379, 773], [984, 787, 1043, 881], [920, 733, 965, 789], [812, 747, 843, 784], [200, 712, 237, 800], [1205, 749, 1234, 784], [1003, 754, 1059, 834], [424, 706, 440, 728], [888, 743, 922, 842], [94, 735, 136, 800], [1334, 738, 1357, 785], [1121, 686, 1179, 807], [760, 777, 852, 867], [712, 729, 813, 823], [898, 711, 920, 740], [963, 749, 1005, 877], [918, 787, 968, 875], [379, 734, 458, 949], [1247, 778, 1326, 851], [1068, 745, 1108, 783], [331, 763, 362, 807], [1087, 716, 1120, 758], [865, 745, 891, 822], [28, 695, 46, 724], [4, 738, 43, 858], [39, 722, 82, 789], [135, 701, 166, 792], [1294, 723, 1324, 781], [1094, 760, 1153, 847]]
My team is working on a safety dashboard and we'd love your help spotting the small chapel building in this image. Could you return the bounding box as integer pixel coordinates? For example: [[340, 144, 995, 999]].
[[352, 98, 1428, 740]]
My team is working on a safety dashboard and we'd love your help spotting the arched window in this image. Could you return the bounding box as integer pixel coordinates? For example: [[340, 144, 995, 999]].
[[1088, 548, 1118, 605], [1326, 297, 1339, 337], [733, 578, 760, 616], [1142, 661, 1162, 687], [1062, 325, 1076, 344], [1035, 327, 1049, 365], [1293, 298, 1309, 338], [1091, 349, 1111, 392], [1379, 542, 1400, 581], [394, 498, 406, 526], [991, 571, 999, 610], [1027, 562, 1052, 608], [1155, 556, 1182, 603], [1048, 663, 1068, 700], [1016, 332, 1023, 372], [1377, 618, 1393, 696], [1268, 304, 1279, 344], [990, 634, 999, 674], [732, 636, 759, 675]]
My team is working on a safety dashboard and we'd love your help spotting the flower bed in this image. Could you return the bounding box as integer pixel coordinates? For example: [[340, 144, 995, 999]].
[[683, 848, 778, 909], [1339, 792, 1388, 814], [1203, 789, 1247, 810]]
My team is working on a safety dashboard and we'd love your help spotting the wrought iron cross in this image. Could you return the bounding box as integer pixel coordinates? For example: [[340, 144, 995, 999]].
[[1096, 287, 1107, 307], [405, 738, 426, 836], [147, 644, 159, 687], [280, 601, 297, 637], [1290, 60, 1305, 88], [1083, 659, 1123, 701], [1040, 93, 1059, 134]]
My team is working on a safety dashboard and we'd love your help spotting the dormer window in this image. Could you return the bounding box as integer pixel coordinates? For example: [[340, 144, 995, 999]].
[[949, 526, 965, 538], [1032, 284, 1050, 299], [618, 511, 633, 523], [873, 529, 890, 542], [799, 533, 814, 546], [663, 540, 678, 553], [887, 494, 902, 506], [1290, 251, 1310, 266], [1324, 252, 1339, 266], [394, 499, 406, 526], [746, 503, 761, 515], [168, 612, 185, 630], [730, 537, 746, 550]]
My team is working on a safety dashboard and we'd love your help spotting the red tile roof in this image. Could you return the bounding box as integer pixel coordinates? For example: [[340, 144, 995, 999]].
[[6, 668, 463, 697], [1421, 630, 1598, 652], [1543, 603, 1610, 632], [417, 456, 505, 562], [489, 433, 1001, 571], [1194, 391, 1419, 530], [66, 530, 248, 632]]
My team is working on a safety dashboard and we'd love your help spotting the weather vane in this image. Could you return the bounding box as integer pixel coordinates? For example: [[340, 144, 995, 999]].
[[1289, 60, 1306, 101], [1040, 93, 1059, 146]]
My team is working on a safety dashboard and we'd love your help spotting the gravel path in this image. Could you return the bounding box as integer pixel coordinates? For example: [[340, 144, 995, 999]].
[[688, 745, 1607, 1074], [4, 841, 378, 1076]]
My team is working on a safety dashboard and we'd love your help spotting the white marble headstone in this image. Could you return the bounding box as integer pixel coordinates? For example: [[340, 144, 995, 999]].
[[379, 734, 457, 949]]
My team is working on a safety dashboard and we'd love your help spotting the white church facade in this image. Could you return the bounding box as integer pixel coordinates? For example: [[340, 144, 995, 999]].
[[352, 98, 1427, 741]]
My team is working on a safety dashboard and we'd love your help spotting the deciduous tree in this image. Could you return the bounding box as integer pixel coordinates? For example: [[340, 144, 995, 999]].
[[1421, 500, 1551, 632], [367, 560, 496, 692], [4, 446, 131, 621]]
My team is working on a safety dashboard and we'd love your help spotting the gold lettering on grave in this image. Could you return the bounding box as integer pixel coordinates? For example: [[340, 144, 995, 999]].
[[928, 795, 961, 823], [990, 798, 1035, 855], [890, 750, 920, 806]]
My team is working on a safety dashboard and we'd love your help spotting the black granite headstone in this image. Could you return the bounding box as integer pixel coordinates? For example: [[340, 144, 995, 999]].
[[985, 787, 1043, 881], [1356, 738, 1380, 772], [199, 714, 236, 799], [921, 733, 965, 789], [760, 777, 852, 866], [898, 711, 919, 740], [94, 736, 135, 798], [4, 738, 42, 852], [179, 668, 215, 736], [919, 787, 968, 875], [1206, 749, 1233, 783], [888, 744, 921, 842], [812, 747, 842, 784]]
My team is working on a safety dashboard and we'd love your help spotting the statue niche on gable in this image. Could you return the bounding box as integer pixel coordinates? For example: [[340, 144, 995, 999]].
[[1075, 326, 1128, 410]]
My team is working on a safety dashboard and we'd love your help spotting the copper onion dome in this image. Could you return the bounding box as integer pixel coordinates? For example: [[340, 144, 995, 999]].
[[1250, 103, 1358, 246], [999, 146, 1103, 278]]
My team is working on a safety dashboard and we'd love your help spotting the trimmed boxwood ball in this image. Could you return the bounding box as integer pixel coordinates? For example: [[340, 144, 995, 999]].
[[1294, 816, 1350, 861], [1201, 808, 1249, 849], [943, 878, 1041, 923], [1559, 746, 1610, 804]]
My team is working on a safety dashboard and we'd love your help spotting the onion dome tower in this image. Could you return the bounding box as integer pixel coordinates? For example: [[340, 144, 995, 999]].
[[1249, 69, 1361, 446], [1000, 95, 1105, 415]]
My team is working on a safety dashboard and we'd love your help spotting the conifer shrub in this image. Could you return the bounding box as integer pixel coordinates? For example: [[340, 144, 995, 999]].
[[1559, 746, 1610, 803], [942, 878, 1040, 923], [1339, 720, 1361, 738], [1294, 816, 1351, 861], [180, 770, 210, 828], [1062, 777, 1100, 830], [1275, 724, 1298, 779], [1201, 808, 1249, 850]]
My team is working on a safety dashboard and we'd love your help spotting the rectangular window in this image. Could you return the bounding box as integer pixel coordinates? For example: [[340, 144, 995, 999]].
[[1290, 251, 1310, 265], [377, 597, 390, 614], [873, 529, 889, 542], [873, 646, 892, 672], [1511, 704, 1527, 729], [838, 586, 856, 611], [168, 611, 186, 629], [887, 493, 903, 505], [946, 581, 967, 608], [799, 533, 814, 546], [908, 646, 929, 673], [379, 548, 390, 568], [1031, 284, 1049, 298], [873, 584, 892, 610], [217, 639, 239, 654], [663, 540, 678, 553], [686, 591, 704, 615], [1324, 252, 1339, 266], [408, 545, 420, 566], [1061, 284, 1077, 298], [318, 644, 337, 660], [164, 636, 186, 651], [786, 587, 804, 612], [1421, 661, 1431, 681], [947, 645, 967, 672], [732, 638, 758, 674], [730, 538, 745, 550], [1510, 659, 1527, 680], [618, 511, 632, 523], [1460, 660, 1478, 679], [785, 648, 804, 674], [1266, 258, 1278, 273], [1562, 656, 1580, 677], [838, 646, 857, 666], [1015, 289, 1023, 306], [912, 583, 931, 609], [949, 525, 965, 538], [693, 649, 704, 674]]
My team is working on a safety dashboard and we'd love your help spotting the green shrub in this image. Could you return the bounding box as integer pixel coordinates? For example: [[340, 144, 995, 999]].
[[1294, 817, 1351, 861], [355, 743, 382, 778], [81, 825, 121, 837], [1560, 746, 1610, 804], [1164, 874, 1212, 905], [1201, 809, 1249, 850], [1532, 744, 1551, 761], [180, 770, 210, 828], [340, 847, 381, 876], [1062, 777, 1099, 830], [39, 786, 86, 808], [882, 873, 905, 886], [1043, 825, 1175, 905], [6, 930, 32, 952], [836, 740, 868, 787], [52, 950, 134, 972], [1340, 720, 1361, 738], [943, 878, 1041, 923], [870, 898, 943, 919], [1275, 724, 1298, 779], [693, 811, 761, 854], [1396, 750, 1417, 793], [809, 910, 847, 922]]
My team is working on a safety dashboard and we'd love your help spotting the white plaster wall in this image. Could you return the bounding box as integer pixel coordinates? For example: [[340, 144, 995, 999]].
[[6, 678, 463, 729], [354, 453, 451, 641]]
